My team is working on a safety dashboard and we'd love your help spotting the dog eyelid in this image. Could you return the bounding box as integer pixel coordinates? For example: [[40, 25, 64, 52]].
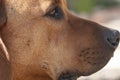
[[45, 6, 64, 20]]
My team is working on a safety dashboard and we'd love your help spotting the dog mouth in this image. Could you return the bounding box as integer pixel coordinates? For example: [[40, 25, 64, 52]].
[[58, 71, 81, 80]]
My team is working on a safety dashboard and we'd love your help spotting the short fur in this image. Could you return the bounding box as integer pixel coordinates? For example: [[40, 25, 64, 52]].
[[0, 0, 119, 80]]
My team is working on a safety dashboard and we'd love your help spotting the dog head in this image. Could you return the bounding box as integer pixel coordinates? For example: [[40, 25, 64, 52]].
[[0, 0, 120, 80]]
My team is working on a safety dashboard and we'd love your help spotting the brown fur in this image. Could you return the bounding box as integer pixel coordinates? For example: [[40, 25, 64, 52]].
[[0, 0, 119, 80]]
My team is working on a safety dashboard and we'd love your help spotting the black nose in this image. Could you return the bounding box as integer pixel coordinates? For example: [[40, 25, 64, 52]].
[[106, 30, 120, 48]]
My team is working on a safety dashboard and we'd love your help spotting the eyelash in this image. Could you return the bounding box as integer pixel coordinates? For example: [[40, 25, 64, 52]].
[[45, 6, 63, 19]]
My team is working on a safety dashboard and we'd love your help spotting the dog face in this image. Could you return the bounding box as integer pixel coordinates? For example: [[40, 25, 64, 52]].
[[0, 0, 120, 80]]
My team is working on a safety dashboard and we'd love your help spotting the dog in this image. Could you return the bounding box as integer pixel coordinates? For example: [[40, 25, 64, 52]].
[[0, 0, 120, 80]]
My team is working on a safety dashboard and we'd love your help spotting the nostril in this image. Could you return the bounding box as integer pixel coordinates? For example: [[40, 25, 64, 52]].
[[107, 37, 119, 47], [116, 38, 120, 43], [106, 30, 120, 48]]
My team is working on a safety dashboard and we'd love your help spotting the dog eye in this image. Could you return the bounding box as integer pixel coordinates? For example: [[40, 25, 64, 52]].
[[45, 6, 63, 19]]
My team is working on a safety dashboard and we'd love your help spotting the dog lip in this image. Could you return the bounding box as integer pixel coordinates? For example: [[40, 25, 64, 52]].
[[58, 71, 81, 80], [58, 74, 78, 80]]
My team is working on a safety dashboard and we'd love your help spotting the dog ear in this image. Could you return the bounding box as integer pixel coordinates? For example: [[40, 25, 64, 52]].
[[0, 38, 11, 80], [0, 1, 10, 79], [0, 0, 6, 27]]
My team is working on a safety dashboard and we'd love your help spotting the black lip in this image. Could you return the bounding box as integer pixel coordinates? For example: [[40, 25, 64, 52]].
[[58, 71, 81, 80]]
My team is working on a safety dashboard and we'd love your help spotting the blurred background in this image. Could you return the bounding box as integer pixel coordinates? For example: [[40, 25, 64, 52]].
[[67, 0, 120, 80]]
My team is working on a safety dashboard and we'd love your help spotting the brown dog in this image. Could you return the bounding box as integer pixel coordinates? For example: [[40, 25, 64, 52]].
[[0, 0, 120, 80]]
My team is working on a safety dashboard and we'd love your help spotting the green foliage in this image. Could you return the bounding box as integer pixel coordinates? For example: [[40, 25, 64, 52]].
[[67, 0, 120, 13], [68, 0, 95, 13], [96, 0, 119, 8]]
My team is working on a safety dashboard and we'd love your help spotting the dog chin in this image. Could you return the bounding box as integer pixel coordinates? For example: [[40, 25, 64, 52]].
[[58, 71, 81, 80]]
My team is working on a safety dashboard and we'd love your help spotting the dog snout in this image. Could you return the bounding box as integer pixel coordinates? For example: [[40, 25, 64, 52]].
[[106, 29, 120, 48]]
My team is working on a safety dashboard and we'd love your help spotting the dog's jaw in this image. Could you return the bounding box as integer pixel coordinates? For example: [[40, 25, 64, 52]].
[[58, 71, 81, 80]]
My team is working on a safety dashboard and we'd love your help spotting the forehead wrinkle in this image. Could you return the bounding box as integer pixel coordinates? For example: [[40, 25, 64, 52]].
[[41, 0, 58, 2], [40, 0, 63, 14], [55, 0, 59, 2]]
